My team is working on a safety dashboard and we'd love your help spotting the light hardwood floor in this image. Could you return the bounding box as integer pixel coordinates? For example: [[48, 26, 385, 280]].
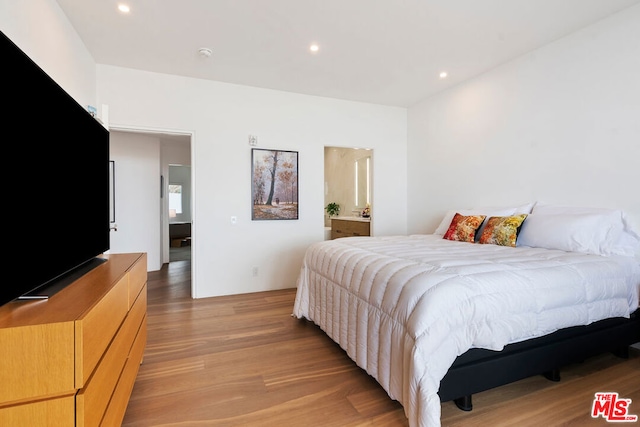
[[122, 259, 640, 426]]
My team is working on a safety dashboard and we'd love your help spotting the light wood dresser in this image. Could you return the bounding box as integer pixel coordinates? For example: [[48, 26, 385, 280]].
[[331, 217, 371, 239], [0, 252, 147, 426]]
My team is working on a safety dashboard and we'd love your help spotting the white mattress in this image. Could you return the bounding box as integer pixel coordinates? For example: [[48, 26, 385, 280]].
[[292, 234, 640, 427]]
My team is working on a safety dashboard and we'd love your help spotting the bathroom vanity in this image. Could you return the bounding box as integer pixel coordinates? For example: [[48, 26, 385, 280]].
[[331, 216, 371, 239]]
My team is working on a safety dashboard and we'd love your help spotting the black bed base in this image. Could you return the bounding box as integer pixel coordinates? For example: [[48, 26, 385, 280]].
[[439, 310, 640, 411]]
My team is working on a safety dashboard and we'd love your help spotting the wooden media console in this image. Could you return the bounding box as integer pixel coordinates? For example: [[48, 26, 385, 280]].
[[0, 252, 147, 426]]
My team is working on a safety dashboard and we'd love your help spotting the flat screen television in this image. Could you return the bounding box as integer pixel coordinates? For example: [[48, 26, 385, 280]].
[[1, 31, 110, 307]]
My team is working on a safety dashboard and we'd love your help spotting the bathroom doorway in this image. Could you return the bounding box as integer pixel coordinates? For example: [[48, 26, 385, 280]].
[[324, 146, 373, 237]]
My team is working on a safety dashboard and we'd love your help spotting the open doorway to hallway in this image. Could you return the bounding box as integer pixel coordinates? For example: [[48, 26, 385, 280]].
[[109, 129, 193, 289]]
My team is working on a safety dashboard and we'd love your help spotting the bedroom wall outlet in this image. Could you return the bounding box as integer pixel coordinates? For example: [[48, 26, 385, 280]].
[[230, 216, 237, 224], [248, 135, 258, 146], [252, 266, 259, 277]]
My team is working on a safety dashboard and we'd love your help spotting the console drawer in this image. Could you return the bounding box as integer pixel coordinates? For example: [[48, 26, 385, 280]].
[[75, 274, 129, 387], [0, 395, 75, 426], [0, 322, 74, 403], [101, 314, 147, 426], [76, 285, 147, 427]]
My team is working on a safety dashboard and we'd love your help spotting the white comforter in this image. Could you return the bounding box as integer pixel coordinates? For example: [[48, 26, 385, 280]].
[[292, 234, 640, 427]]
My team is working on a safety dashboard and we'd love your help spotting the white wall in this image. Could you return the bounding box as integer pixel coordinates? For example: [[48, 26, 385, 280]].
[[163, 140, 191, 166], [96, 66, 407, 298], [0, 0, 97, 111], [109, 132, 163, 271], [407, 4, 640, 234]]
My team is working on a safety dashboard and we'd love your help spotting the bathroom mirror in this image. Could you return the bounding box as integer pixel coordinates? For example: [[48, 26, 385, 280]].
[[355, 155, 370, 209]]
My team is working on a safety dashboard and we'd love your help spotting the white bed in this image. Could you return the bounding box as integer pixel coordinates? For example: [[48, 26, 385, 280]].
[[292, 217, 640, 427]]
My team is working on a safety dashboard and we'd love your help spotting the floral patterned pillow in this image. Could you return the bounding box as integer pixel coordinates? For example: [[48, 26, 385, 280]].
[[443, 213, 486, 243], [478, 214, 528, 247]]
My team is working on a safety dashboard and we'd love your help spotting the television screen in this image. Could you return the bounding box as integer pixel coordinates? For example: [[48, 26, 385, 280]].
[[1, 31, 110, 307]]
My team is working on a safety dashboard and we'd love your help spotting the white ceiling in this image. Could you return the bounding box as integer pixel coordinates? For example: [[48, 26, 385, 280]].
[[56, 0, 639, 108]]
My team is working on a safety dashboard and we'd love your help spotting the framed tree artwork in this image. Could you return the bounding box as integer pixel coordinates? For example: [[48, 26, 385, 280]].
[[251, 148, 299, 220]]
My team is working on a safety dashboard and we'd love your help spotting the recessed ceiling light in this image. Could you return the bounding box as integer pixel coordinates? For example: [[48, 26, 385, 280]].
[[117, 4, 130, 13], [439, 71, 448, 79], [310, 44, 319, 53]]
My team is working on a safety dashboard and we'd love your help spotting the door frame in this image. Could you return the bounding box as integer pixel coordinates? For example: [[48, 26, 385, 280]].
[[110, 124, 196, 298]]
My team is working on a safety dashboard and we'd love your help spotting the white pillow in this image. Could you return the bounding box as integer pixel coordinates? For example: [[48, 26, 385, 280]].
[[434, 210, 459, 235], [530, 204, 640, 257], [433, 202, 536, 236], [517, 212, 640, 257]]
